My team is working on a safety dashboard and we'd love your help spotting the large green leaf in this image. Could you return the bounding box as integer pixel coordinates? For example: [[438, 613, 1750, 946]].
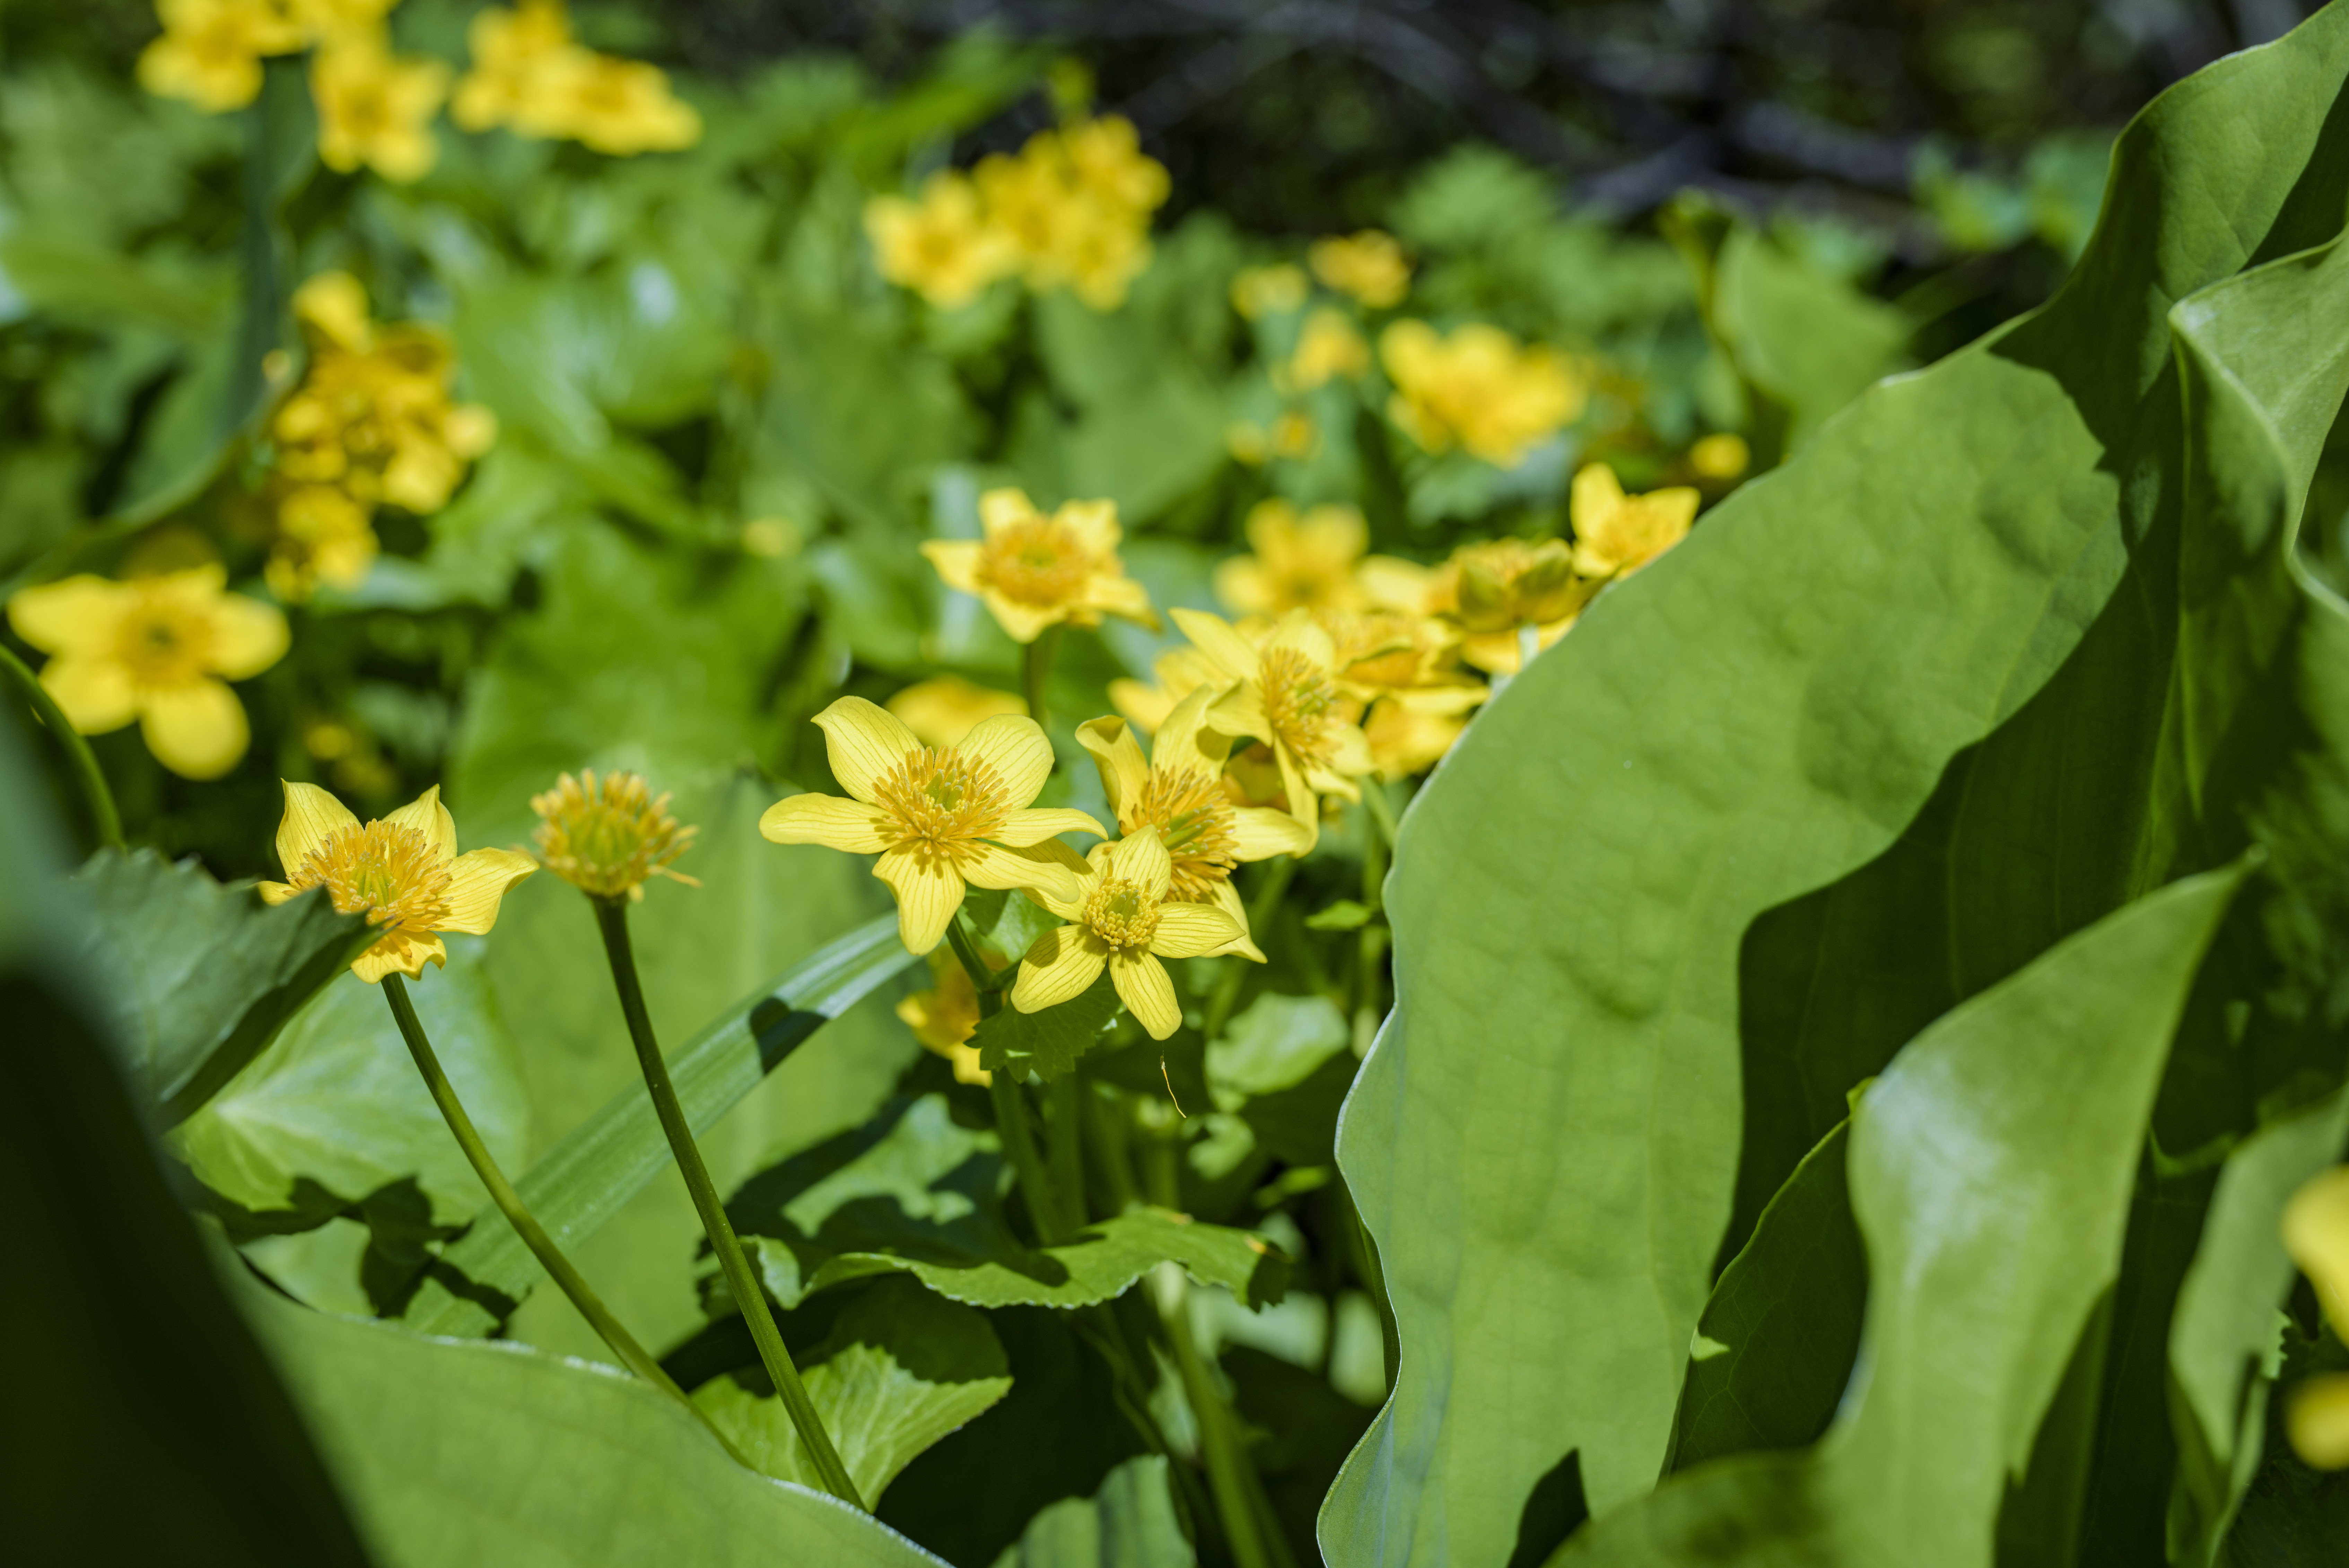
[[989, 1455, 1196, 1568], [1326, 15, 2349, 1562], [695, 1276, 1011, 1504], [67, 848, 367, 1118], [1551, 867, 2241, 1565]]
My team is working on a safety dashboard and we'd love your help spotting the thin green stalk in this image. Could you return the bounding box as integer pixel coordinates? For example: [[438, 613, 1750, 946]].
[[1, 644, 122, 852], [591, 898, 865, 1510], [947, 909, 1078, 1244], [379, 974, 744, 1457], [1022, 624, 1064, 731]]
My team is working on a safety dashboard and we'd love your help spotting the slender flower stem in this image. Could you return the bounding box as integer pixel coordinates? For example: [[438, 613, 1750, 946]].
[[379, 974, 743, 1454], [1, 644, 123, 852], [948, 908, 1079, 1245], [1022, 624, 1064, 732], [1517, 621, 1541, 676], [591, 898, 865, 1510]]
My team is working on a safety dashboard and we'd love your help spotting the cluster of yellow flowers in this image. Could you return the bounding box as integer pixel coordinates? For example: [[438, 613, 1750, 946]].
[[263, 271, 495, 602], [865, 117, 1171, 312], [1380, 321, 1588, 469], [1224, 239, 1407, 468], [137, 0, 696, 184], [2286, 1164, 2349, 1469]]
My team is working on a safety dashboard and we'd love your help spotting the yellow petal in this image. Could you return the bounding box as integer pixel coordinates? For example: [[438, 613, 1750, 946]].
[[1109, 948, 1180, 1039], [1054, 497, 1121, 555], [277, 781, 359, 877], [9, 576, 127, 658], [1170, 607, 1259, 681], [1213, 557, 1273, 616], [1207, 684, 1269, 745], [1266, 609, 1337, 673], [875, 846, 966, 955], [138, 679, 250, 780], [992, 807, 1107, 847], [1012, 923, 1109, 1012], [1229, 805, 1315, 862], [1150, 685, 1230, 775], [1077, 715, 1151, 824], [1105, 828, 1173, 901], [204, 592, 291, 680], [257, 880, 300, 906], [2289, 1374, 2349, 1470], [978, 487, 1040, 537], [760, 793, 895, 853], [1202, 879, 1266, 960], [2284, 1166, 2349, 1329], [813, 696, 923, 805], [40, 656, 137, 734], [1273, 745, 1320, 850], [1083, 572, 1159, 630], [921, 539, 986, 596], [982, 590, 1065, 645], [1150, 901, 1241, 959], [439, 847, 537, 934], [385, 784, 460, 862], [1325, 721, 1375, 779], [1569, 461, 1627, 530], [886, 676, 1024, 748], [962, 838, 1089, 906], [352, 930, 447, 984], [958, 713, 1056, 806]]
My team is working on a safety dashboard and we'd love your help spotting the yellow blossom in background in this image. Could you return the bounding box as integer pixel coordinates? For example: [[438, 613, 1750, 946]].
[[311, 34, 448, 183], [897, 950, 991, 1085], [1011, 829, 1241, 1040], [261, 782, 536, 981], [137, 0, 304, 113], [759, 698, 1102, 954], [1689, 432, 1751, 481], [451, 0, 573, 131], [887, 676, 1028, 747], [944, 118, 1167, 312], [922, 488, 1158, 644], [454, 0, 698, 155], [1278, 307, 1370, 393], [1320, 608, 1486, 778], [1062, 209, 1152, 311], [2284, 1166, 2349, 1469], [1173, 607, 1374, 836], [1309, 230, 1411, 308], [1108, 643, 1229, 735], [7, 566, 288, 780], [266, 484, 378, 601], [531, 769, 700, 901], [865, 172, 1017, 309], [1382, 320, 1586, 468], [1214, 499, 1368, 617], [1223, 411, 1318, 467], [1079, 686, 1311, 954], [1446, 537, 1593, 676], [1062, 115, 1170, 218], [1571, 464, 1698, 578], [1230, 263, 1308, 320]]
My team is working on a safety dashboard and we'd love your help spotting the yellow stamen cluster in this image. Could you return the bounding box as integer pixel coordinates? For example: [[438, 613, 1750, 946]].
[[978, 519, 1096, 608], [1260, 645, 1339, 770], [1131, 768, 1240, 901], [871, 747, 1012, 850], [291, 820, 453, 936], [1082, 877, 1162, 951], [531, 769, 699, 900]]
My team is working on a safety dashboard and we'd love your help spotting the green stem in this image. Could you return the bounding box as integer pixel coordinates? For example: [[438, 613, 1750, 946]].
[[1358, 778, 1399, 851], [949, 909, 1077, 1245], [1022, 624, 1064, 732], [379, 975, 741, 1454], [591, 899, 865, 1510], [1, 644, 123, 852], [1353, 795, 1390, 1060], [1203, 857, 1296, 1044]]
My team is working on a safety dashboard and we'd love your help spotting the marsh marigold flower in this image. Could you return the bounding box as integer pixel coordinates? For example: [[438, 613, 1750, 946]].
[[1309, 230, 1411, 308], [1321, 608, 1486, 779], [2284, 1166, 2349, 1468], [886, 676, 1027, 748], [898, 949, 992, 1085], [1441, 538, 1593, 676], [1571, 463, 1698, 578], [1011, 829, 1241, 1040], [1381, 321, 1586, 468], [1108, 643, 1229, 737], [923, 488, 1157, 645], [1277, 308, 1370, 394], [962, 119, 1166, 311], [760, 698, 1102, 955], [1230, 263, 1308, 321], [1214, 499, 1368, 617], [261, 782, 537, 982], [137, 0, 303, 113], [7, 566, 288, 780], [452, 0, 575, 131], [865, 172, 1018, 310], [454, 0, 696, 154], [531, 769, 699, 901], [1689, 432, 1750, 482], [311, 34, 449, 184], [1173, 607, 1373, 836]]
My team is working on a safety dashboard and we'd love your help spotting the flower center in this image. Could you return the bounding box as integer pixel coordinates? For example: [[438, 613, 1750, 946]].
[[1131, 767, 1238, 901], [978, 519, 1092, 607], [1260, 646, 1336, 768], [113, 599, 214, 687], [1083, 875, 1161, 950], [871, 746, 1010, 848], [293, 821, 452, 935], [532, 769, 696, 898]]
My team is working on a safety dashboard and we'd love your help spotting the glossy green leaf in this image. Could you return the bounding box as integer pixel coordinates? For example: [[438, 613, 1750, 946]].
[[67, 848, 367, 1118], [974, 969, 1123, 1083], [989, 1455, 1196, 1568], [695, 1276, 1011, 1503], [1328, 16, 2349, 1562], [1553, 866, 2242, 1565], [1208, 992, 1351, 1110]]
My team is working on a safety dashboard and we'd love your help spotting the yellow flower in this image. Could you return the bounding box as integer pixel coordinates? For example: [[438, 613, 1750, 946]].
[[260, 782, 538, 983], [1450, 538, 1582, 633], [1308, 230, 1411, 308], [897, 950, 991, 1086], [866, 172, 1018, 309], [519, 48, 700, 156], [2285, 1166, 2349, 1469], [969, 121, 1161, 309], [1108, 644, 1228, 735], [1214, 499, 1368, 617], [266, 484, 378, 602], [1011, 829, 1241, 1040], [1230, 263, 1308, 320], [1173, 607, 1374, 837], [1319, 607, 1486, 778], [1060, 116, 1169, 219], [922, 488, 1158, 645], [450, 0, 572, 131], [1063, 204, 1153, 312], [7, 566, 288, 780], [292, 269, 374, 354], [531, 769, 700, 901], [1572, 464, 1697, 578], [759, 698, 1104, 955], [1362, 697, 1470, 779], [886, 677, 1027, 748], [1078, 686, 1311, 952], [1277, 307, 1370, 394], [1689, 432, 1750, 481], [136, 0, 304, 114], [311, 35, 449, 184], [1381, 321, 1586, 468], [289, 0, 394, 41]]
